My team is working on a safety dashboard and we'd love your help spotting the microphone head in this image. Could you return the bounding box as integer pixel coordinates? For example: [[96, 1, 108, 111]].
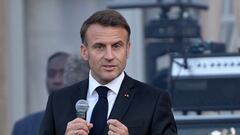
[[75, 99, 89, 112]]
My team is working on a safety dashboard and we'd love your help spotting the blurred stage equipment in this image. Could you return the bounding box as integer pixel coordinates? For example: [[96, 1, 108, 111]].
[[170, 53, 240, 111]]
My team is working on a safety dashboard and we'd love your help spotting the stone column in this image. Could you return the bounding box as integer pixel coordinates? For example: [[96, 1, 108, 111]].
[[0, 0, 9, 134]]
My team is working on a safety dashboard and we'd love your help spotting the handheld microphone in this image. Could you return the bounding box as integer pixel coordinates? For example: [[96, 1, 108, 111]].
[[75, 99, 89, 119]]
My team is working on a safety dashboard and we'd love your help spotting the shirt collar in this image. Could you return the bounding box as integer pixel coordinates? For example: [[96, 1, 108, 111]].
[[88, 70, 125, 95]]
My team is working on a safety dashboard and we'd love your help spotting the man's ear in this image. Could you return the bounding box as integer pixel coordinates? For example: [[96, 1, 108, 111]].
[[126, 42, 131, 58], [80, 44, 88, 61]]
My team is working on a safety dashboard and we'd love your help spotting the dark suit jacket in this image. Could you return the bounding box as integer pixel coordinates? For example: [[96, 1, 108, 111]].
[[12, 111, 44, 135], [39, 74, 177, 135]]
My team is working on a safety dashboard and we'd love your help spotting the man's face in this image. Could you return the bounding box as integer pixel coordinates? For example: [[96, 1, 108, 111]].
[[81, 24, 131, 84], [46, 55, 68, 94]]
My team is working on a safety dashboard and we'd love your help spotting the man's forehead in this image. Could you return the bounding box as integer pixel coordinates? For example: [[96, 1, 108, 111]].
[[85, 24, 128, 43], [86, 24, 127, 34]]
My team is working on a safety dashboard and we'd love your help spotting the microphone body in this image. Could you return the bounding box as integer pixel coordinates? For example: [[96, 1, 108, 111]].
[[75, 99, 89, 119], [76, 111, 86, 119]]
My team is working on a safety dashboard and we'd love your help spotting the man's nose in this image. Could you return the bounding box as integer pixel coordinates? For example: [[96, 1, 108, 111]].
[[104, 47, 114, 60]]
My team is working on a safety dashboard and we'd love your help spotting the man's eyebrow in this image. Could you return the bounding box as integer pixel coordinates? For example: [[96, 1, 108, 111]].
[[112, 40, 124, 44], [93, 42, 105, 46]]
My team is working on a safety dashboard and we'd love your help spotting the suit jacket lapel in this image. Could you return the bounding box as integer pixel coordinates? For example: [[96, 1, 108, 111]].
[[60, 79, 89, 128], [78, 79, 89, 100], [72, 79, 89, 108], [109, 74, 136, 121]]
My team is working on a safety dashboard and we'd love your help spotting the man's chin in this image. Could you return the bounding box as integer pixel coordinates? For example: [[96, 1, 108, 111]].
[[102, 73, 120, 82]]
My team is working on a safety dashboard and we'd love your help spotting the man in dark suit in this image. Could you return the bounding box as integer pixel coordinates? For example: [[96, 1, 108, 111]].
[[11, 52, 69, 135], [39, 9, 177, 135]]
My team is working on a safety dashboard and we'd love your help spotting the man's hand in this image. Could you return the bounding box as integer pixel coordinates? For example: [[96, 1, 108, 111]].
[[107, 119, 129, 135], [65, 118, 93, 135]]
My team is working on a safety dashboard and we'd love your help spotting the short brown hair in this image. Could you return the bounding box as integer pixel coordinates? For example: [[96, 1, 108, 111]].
[[80, 9, 131, 44]]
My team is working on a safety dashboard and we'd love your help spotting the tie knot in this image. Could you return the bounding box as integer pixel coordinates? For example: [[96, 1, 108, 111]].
[[96, 86, 109, 98]]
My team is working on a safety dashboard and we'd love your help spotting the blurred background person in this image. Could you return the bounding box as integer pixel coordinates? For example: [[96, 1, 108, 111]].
[[46, 52, 70, 94], [11, 52, 70, 135]]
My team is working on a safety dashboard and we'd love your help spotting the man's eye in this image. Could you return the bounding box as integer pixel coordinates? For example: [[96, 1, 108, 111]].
[[94, 44, 104, 49], [113, 43, 121, 49]]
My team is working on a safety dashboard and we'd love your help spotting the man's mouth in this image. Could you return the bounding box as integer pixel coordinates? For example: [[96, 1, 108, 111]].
[[102, 65, 116, 71]]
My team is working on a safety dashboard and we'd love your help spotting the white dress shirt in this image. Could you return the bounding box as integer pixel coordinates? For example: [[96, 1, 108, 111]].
[[86, 71, 125, 122]]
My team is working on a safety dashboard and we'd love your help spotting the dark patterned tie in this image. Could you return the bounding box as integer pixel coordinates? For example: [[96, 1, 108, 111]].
[[90, 86, 109, 135]]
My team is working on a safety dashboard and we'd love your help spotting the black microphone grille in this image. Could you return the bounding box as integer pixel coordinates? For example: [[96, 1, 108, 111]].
[[75, 99, 89, 113]]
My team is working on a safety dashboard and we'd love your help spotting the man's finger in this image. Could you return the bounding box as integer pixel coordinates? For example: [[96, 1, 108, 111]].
[[107, 119, 128, 135]]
